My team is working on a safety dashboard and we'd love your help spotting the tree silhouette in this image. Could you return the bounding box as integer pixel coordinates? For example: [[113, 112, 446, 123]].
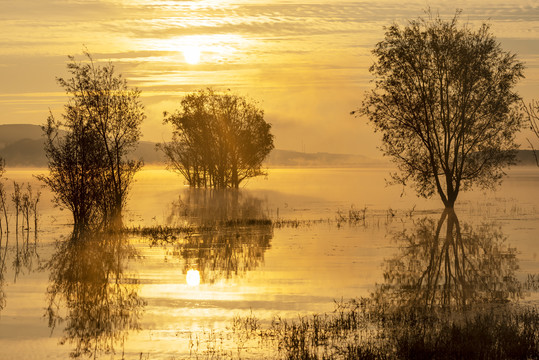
[[39, 112, 106, 231], [38, 52, 144, 231], [0, 234, 8, 313], [359, 12, 524, 208], [0, 159, 7, 234], [159, 89, 274, 188]]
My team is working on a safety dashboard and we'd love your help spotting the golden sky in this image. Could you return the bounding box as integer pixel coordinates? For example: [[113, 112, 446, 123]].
[[1, 0, 538, 156]]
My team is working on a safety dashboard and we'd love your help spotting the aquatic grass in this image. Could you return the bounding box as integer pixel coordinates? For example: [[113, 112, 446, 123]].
[[525, 273, 539, 291], [389, 305, 539, 360], [231, 311, 260, 358], [226, 299, 385, 359], [126, 219, 273, 242], [126, 216, 364, 241], [336, 205, 367, 225], [223, 300, 539, 360], [125, 224, 197, 243], [140, 303, 539, 359], [126, 204, 434, 242]]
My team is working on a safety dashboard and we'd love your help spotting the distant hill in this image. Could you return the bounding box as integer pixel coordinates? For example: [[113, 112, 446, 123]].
[[1, 138, 48, 166], [515, 150, 539, 166], [0, 124, 44, 148], [133, 141, 166, 164], [0, 124, 537, 168], [0, 124, 382, 168], [0, 124, 165, 167], [0, 124, 47, 166]]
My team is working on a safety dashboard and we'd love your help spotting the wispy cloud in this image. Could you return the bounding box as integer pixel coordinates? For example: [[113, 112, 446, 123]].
[[1, 0, 538, 154]]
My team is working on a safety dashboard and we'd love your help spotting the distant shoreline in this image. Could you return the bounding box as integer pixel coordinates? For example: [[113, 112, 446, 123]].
[[0, 124, 537, 168]]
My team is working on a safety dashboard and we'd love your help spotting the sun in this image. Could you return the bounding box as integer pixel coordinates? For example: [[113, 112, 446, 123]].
[[183, 46, 201, 64], [186, 269, 201, 286]]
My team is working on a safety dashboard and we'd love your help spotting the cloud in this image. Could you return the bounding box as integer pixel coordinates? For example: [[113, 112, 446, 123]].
[[1, 0, 539, 154]]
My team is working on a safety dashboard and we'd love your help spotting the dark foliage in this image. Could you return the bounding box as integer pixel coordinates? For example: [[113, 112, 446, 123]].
[[159, 89, 274, 188], [38, 52, 144, 231], [359, 11, 524, 207]]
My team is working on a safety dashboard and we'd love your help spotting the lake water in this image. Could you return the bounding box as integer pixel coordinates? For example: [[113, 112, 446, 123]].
[[0, 166, 538, 359]]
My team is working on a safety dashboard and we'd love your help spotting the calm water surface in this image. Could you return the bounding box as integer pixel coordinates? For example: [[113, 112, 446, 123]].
[[0, 167, 538, 359]]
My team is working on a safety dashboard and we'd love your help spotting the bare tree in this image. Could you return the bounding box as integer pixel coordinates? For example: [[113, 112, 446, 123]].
[[0, 183, 7, 235], [358, 12, 524, 208], [11, 182, 21, 234], [19, 184, 40, 234], [521, 100, 539, 166], [30, 186, 41, 236], [21, 187, 30, 231], [0, 159, 7, 234], [159, 89, 274, 189]]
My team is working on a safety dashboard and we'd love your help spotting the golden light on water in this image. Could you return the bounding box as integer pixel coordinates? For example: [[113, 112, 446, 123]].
[[186, 269, 201, 286]]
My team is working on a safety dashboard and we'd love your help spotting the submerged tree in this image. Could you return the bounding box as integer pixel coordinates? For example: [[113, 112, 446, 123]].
[[38, 52, 145, 231], [359, 12, 524, 208], [11, 182, 21, 234], [159, 89, 274, 188], [0, 159, 7, 234]]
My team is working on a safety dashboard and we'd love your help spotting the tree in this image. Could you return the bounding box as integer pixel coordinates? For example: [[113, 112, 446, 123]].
[[359, 12, 524, 208], [0, 159, 7, 234], [39, 112, 107, 231], [11, 182, 21, 234], [159, 89, 274, 188], [521, 100, 539, 166], [38, 53, 145, 231]]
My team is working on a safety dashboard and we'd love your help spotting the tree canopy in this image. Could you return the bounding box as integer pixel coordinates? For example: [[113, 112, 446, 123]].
[[359, 12, 524, 208], [159, 89, 274, 189]]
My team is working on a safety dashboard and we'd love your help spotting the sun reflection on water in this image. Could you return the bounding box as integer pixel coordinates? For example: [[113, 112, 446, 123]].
[[186, 269, 201, 286]]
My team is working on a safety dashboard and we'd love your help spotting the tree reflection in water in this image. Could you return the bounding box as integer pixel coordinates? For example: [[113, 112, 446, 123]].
[[374, 208, 521, 311], [160, 189, 273, 284], [236, 210, 537, 359], [176, 225, 272, 284], [12, 230, 40, 282], [166, 188, 269, 227], [45, 231, 145, 358], [0, 236, 7, 312], [0, 231, 40, 314]]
